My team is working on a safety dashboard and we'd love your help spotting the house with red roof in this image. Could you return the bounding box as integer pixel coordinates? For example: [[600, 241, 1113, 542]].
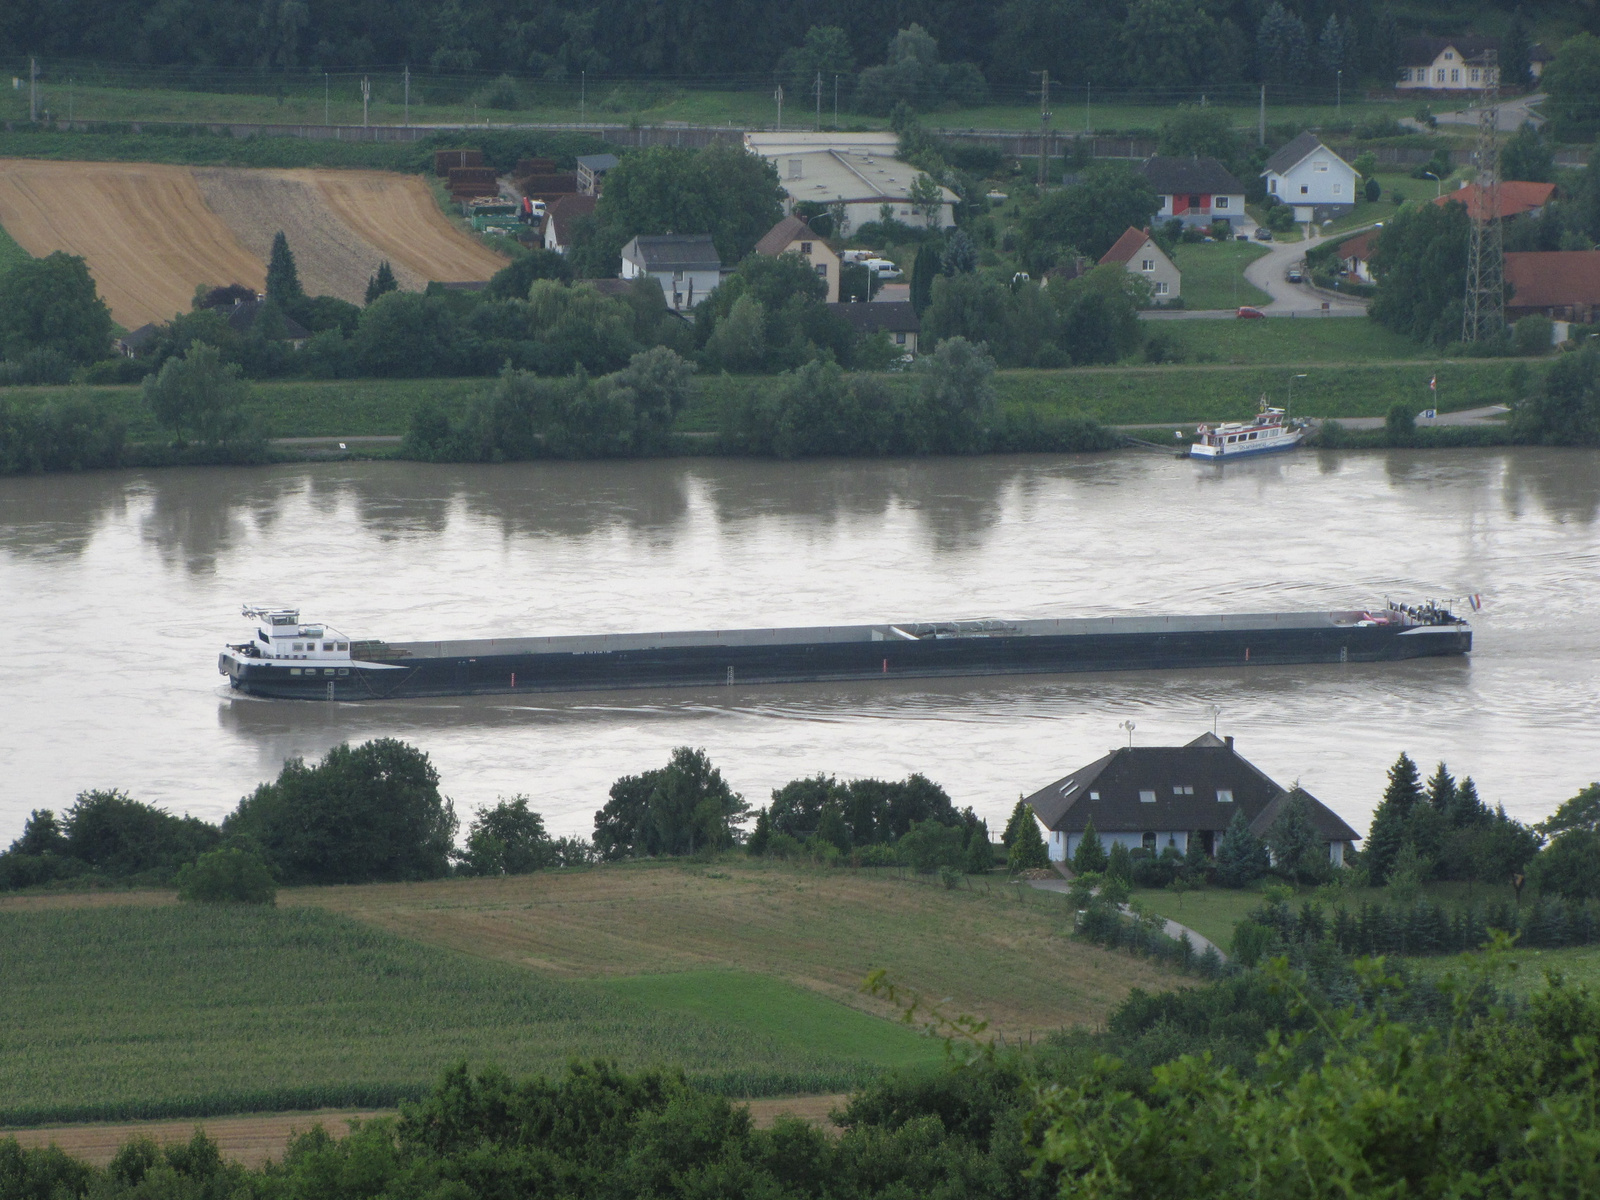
[[1335, 229, 1379, 283], [1505, 252, 1600, 323], [1098, 226, 1180, 305], [1434, 181, 1556, 222]]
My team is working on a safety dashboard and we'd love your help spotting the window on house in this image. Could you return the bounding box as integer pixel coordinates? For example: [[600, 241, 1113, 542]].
[[788, 158, 802, 179], [1188, 193, 1201, 208], [1400, 68, 1411, 82], [894, 332, 906, 344], [1088, 791, 1099, 800], [1216, 789, 1234, 803], [1313, 161, 1328, 173], [1444, 51, 1454, 61], [1334, 183, 1342, 195], [1450, 68, 1460, 83], [1173, 786, 1194, 795], [1216, 196, 1229, 209], [1269, 179, 1277, 193], [1300, 185, 1309, 194], [1142, 831, 1156, 851], [800, 241, 812, 254], [1140, 258, 1154, 271], [815, 263, 827, 276], [1139, 790, 1156, 803], [1471, 68, 1480, 83], [1154, 281, 1168, 295], [1437, 69, 1446, 82]]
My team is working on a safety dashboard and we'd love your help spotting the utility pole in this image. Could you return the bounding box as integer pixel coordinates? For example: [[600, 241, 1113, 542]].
[[833, 74, 839, 129], [814, 70, 822, 131], [1258, 84, 1266, 147], [324, 72, 329, 124], [580, 70, 585, 122], [403, 65, 410, 128], [1031, 69, 1051, 187], [361, 76, 370, 127], [774, 83, 782, 132], [1336, 69, 1342, 114], [29, 56, 38, 124], [1085, 81, 1091, 136], [1462, 50, 1505, 344]]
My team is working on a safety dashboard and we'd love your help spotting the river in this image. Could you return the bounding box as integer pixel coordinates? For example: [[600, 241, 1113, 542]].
[[2, 447, 1597, 847]]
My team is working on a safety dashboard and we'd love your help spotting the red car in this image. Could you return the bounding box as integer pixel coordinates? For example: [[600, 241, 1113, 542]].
[[1236, 306, 1267, 319]]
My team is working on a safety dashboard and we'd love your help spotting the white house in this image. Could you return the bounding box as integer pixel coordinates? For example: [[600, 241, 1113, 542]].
[[1024, 733, 1361, 869], [1262, 132, 1358, 224], [542, 194, 596, 256], [743, 131, 957, 236], [1099, 226, 1180, 304], [1397, 37, 1501, 90], [620, 234, 722, 311], [1139, 156, 1248, 231]]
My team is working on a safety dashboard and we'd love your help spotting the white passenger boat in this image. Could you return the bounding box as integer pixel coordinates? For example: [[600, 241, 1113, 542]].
[[1191, 403, 1304, 460]]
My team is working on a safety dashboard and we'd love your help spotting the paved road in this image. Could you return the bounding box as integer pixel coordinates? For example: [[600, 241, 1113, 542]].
[[1322, 403, 1511, 431], [1422, 92, 1545, 133], [1243, 230, 1370, 315]]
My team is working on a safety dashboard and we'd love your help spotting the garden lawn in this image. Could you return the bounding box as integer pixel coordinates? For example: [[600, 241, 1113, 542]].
[[1169, 241, 1271, 311], [0, 902, 906, 1126], [1150, 316, 1423, 365]]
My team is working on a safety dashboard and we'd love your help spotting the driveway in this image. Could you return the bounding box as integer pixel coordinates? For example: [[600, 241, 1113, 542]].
[[1242, 229, 1370, 316], [1419, 92, 1545, 133]]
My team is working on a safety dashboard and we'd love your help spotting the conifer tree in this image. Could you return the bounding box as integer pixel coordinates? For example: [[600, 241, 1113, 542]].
[[1425, 762, 1456, 813], [365, 260, 398, 305], [746, 808, 771, 856], [965, 824, 996, 874], [1215, 808, 1270, 887], [266, 231, 304, 303], [1106, 839, 1134, 885], [1266, 789, 1327, 885], [1071, 818, 1107, 875], [1001, 798, 1032, 848], [1366, 752, 1422, 886], [1008, 810, 1050, 872]]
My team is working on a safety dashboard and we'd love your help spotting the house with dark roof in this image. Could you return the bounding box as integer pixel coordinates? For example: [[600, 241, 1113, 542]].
[[620, 234, 722, 311], [1099, 226, 1180, 304], [543, 194, 597, 256], [200, 296, 311, 348], [1397, 37, 1502, 91], [755, 215, 841, 302], [1024, 732, 1361, 868], [1263, 133, 1357, 224], [1434, 180, 1556, 222], [1139, 156, 1247, 231], [1505, 251, 1600, 323], [826, 300, 920, 353], [114, 323, 160, 359]]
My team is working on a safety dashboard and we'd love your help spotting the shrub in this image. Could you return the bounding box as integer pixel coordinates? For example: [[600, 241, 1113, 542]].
[[175, 847, 276, 905]]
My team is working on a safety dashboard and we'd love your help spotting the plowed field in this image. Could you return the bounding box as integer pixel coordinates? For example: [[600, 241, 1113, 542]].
[[0, 161, 506, 327]]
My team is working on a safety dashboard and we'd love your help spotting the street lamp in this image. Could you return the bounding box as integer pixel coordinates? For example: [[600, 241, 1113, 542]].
[[1288, 372, 1308, 415], [1336, 69, 1342, 114], [1422, 170, 1442, 198]]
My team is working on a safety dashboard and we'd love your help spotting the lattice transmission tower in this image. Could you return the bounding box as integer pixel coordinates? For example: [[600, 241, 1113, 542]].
[[1462, 51, 1505, 344]]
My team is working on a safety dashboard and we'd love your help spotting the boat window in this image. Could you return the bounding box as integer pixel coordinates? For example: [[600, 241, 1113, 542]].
[[337, 668, 349, 676], [258, 630, 270, 644], [290, 668, 302, 675], [324, 668, 335, 675], [1216, 789, 1234, 803], [336, 642, 348, 651], [1139, 789, 1156, 803], [323, 642, 334, 651], [1249, 432, 1258, 440]]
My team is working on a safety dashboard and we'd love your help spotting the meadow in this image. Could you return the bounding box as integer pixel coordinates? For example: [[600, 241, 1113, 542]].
[[1168, 240, 1271, 311], [0, 899, 935, 1125]]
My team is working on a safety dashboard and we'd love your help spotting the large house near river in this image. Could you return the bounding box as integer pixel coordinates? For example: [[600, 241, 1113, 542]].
[[1024, 733, 1360, 867]]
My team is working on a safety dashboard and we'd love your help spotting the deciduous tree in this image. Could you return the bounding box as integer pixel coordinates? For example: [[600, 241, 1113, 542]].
[[0, 251, 113, 364]]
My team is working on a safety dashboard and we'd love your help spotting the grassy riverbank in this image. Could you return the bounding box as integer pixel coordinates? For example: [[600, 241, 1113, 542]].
[[0, 859, 1172, 1124], [0, 358, 1524, 444]]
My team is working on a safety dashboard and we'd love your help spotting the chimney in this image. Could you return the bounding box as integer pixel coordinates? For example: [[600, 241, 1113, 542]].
[[1224, 735, 1235, 752]]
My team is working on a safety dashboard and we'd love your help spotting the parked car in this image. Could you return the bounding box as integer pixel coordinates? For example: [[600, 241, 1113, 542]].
[[1236, 306, 1267, 319], [1235, 233, 1250, 242], [864, 258, 902, 278], [1254, 227, 1274, 241], [1287, 267, 1304, 283], [840, 249, 874, 264]]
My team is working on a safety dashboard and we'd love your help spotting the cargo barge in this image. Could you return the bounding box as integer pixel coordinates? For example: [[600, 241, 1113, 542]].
[[219, 602, 1471, 701]]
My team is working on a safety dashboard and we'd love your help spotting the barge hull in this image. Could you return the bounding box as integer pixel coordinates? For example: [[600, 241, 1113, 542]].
[[225, 619, 1471, 701]]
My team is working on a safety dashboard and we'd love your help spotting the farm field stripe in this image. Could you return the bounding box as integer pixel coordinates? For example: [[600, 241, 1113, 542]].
[[0, 159, 264, 327], [306, 169, 507, 285]]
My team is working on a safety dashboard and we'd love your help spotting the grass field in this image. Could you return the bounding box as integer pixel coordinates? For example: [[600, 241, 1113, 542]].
[[1151, 317, 1425, 365], [0, 899, 937, 1125], [281, 858, 1175, 1037], [1169, 241, 1271, 311], [0, 71, 1408, 137]]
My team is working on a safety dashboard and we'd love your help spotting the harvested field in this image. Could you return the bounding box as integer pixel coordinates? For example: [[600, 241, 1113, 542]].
[[193, 168, 506, 304], [0, 160, 506, 326], [0, 159, 263, 327]]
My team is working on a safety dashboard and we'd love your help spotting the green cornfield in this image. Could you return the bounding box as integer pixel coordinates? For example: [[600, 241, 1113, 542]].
[[0, 905, 901, 1125]]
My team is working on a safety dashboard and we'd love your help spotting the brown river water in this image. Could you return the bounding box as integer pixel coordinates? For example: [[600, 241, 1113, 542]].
[[2, 447, 1597, 846]]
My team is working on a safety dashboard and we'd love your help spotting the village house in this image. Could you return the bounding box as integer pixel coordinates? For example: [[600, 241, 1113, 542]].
[[1334, 228, 1378, 284], [1024, 732, 1361, 868], [620, 233, 721, 311], [826, 300, 920, 354], [1139, 156, 1248, 231], [1098, 226, 1181, 304], [743, 131, 958, 236], [1434, 180, 1557, 222], [542, 194, 597, 256], [1262, 132, 1358, 225], [575, 153, 619, 196], [1504, 251, 1600, 323], [753, 215, 841, 303]]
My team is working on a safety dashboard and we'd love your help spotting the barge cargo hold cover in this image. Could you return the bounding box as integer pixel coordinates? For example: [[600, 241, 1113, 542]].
[[219, 604, 1472, 701]]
